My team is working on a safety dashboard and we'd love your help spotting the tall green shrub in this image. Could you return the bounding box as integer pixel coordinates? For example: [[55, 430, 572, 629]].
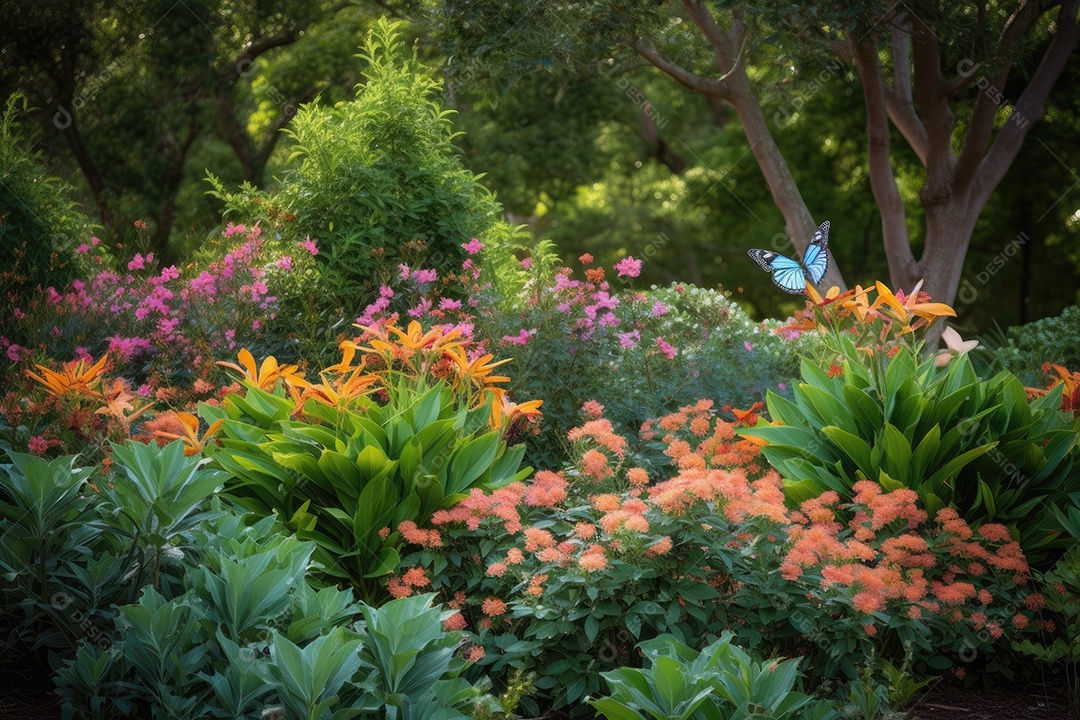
[[0, 93, 93, 341], [274, 19, 520, 313]]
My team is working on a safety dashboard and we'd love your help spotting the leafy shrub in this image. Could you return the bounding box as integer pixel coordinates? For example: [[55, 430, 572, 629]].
[[218, 19, 523, 316], [204, 323, 535, 600], [590, 633, 836, 720], [993, 305, 1080, 385], [1013, 546, 1080, 715], [0, 93, 93, 346], [54, 503, 492, 720], [397, 401, 1037, 712], [744, 337, 1080, 566]]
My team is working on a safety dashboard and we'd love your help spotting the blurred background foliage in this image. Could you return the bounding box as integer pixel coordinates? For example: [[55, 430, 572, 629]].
[[1, 0, 1078, 331]]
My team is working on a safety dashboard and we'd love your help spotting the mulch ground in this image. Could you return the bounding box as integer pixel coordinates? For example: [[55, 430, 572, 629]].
[[0, 680, 1074, 719], [911, 684, 1076, 720]]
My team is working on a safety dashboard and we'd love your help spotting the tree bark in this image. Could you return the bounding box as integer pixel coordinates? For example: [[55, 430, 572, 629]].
[[629, 1, 848, 291]]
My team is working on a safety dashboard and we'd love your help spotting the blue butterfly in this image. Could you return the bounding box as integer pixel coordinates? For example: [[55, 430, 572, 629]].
[[747, 221, 831, 295]]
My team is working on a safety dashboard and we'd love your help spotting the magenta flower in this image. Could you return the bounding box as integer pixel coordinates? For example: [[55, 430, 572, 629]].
[[299, 236, 319, 255], [76, 243, 90, 254], [521, 257, 533, 269], [127, 254, 146, 271], [160, 266, 180, 282], [614, 256, 642, 278], [224, 223, 247, 237], [276, 256, 293, 271], [655, 337, 677, 359], [617, 330, 640, 348], [439, 298, 462, 311], [412, 268, 438, 284], [379, 285, 394, 298], [398, 263, 411, 280], [744, 341, 754, 352], [27, 436, 49, 456], [652, 301, 668, 318], [461, 238, 484, 255], [91, 236, 100, 246], [502, 328, 532, 346]]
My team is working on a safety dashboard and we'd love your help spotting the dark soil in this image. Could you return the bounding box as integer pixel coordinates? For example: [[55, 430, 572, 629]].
[[911, 684, 1076, 720], [0, 680, 1074, 719]]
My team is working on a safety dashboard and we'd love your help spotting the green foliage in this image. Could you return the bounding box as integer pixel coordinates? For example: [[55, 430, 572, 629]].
[[1014, 547, 1080, 714], [262, 18, 520, 314], [204, 381, 529, 600], [992, 305, 1080, 384], [101, 440, 227, 593], [743, 339, 1080, 565], [358, 593, 491, 720], [0, 93, 93, 338], [0, 451, 115, 656], [590, 633, 835, 720], [507, 282, 806, 471]]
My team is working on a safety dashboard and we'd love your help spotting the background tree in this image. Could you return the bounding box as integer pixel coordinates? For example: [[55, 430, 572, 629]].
[[431, 0, 1080, 307]]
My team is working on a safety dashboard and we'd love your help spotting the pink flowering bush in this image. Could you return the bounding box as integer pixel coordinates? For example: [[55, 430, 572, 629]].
[[395, 401, 1040, 713], [3, 224, 317, 387]]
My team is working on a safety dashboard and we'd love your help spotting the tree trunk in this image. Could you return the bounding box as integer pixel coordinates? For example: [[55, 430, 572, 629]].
[[727, 74, 847, 290]]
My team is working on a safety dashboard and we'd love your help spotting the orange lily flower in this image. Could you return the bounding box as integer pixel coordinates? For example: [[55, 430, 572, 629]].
[[153, 412, 224, 456], [731, 401, 765, 427], [895, 280, 957, 323], [217, 349, 310, 390], [25, 355, 109, 398], [95, 379, 154, 426], [298, 371, 380, 410], [490, 397, 543, 430]]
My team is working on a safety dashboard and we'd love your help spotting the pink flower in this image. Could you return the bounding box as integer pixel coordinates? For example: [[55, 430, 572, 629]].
[[27, 436, 49, 456], [224, 222, 247, 237], [461, 238, 484, 254], [158, 317, 178, 335], [379, 285, 394, 298], [614, 256, 642, 278], [91, 236, 100, 246], [617, 330, 640, 348], [6, 344, 25, 362], [398, 264, 411, 280], [76, 243, 90, 254], [276, 256, 292, 271], [502, 328, 532, 346], [652, 301, 668, 318], [655, 337, 676, 359], [299, 236, 318, 255], [521, 257, 533, 269], [439, 298, 462, 311], [744, 341, 754, 352], [137, 384, 152, 397], [127, 254, 146, 271], [159, 266, 180, 282], [412, 268, 438, 284]]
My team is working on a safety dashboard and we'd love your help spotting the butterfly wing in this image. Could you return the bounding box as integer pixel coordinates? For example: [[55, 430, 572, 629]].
[[801, 221, 830, 285], [747, 249, 808, 294]]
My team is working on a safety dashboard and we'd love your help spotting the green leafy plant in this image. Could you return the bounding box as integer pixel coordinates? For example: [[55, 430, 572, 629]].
[[100, 440, 227, 593], [357, 593, 491, 720], [205, 381, 529, 601], [743, 338, 1080, 564], [1013, 546, 1080, 714], [590, 633, 835, 720], [0, 451, 107, 657]]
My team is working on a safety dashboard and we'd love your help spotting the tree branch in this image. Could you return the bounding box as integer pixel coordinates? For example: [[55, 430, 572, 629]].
[[852, 39, 916, 284], [628, 39, 733, 100], [224, 30, 299, 81], [909, 13, 956, 195], [954, 0, 1050, 193], [973, 0, 1080, 208], [884, 22, 929, 165]]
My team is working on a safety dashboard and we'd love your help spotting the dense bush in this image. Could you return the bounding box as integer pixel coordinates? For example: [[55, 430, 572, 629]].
[[0, 94, 94, 344], [212, 19, 525, 318], [992, 304, 1080, 384], [393, 400, 1042, 713]]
